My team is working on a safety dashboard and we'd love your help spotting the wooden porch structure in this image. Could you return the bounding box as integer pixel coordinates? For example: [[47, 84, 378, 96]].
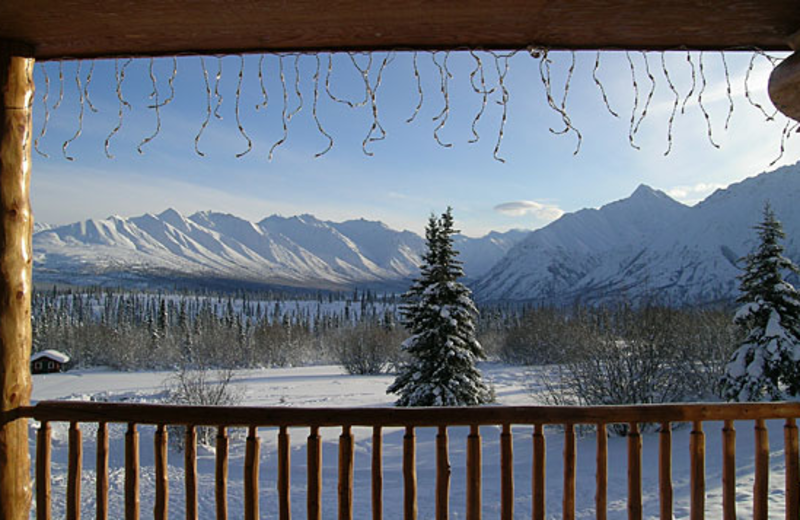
[[2, 1, 800, 518]]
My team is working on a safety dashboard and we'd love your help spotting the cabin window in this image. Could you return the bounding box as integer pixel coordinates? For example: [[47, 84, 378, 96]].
[[48, 361, 54, 370], [34, 361, 41, 370]]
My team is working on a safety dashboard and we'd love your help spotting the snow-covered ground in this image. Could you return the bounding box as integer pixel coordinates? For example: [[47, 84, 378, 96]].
[[31, 364, 791, 519]]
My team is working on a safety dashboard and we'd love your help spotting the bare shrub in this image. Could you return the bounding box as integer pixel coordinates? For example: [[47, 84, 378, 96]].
[[335, 321, 406, 375]]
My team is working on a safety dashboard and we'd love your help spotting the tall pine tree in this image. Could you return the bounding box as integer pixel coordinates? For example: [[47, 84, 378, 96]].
[[388, 208, 492, 406], [722, 203, 800, 401]]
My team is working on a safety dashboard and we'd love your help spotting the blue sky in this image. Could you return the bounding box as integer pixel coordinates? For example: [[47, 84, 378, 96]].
[[30, 50, 800, 236]]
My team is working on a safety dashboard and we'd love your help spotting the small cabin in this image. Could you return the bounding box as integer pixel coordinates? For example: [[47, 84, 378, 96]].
[[31, 350, 70, 374]]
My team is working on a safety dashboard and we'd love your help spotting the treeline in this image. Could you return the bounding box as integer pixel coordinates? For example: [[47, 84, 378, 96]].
[[32, 286, 403, 370]]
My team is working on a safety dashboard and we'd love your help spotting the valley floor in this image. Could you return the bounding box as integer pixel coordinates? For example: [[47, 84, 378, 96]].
[[31, 364, 790, 519]]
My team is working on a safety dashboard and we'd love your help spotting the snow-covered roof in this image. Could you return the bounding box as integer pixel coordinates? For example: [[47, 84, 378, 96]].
[[31, 350, 70, 364]]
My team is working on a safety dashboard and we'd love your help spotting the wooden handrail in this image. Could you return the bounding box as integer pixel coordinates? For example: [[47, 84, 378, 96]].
[[21, 401, 800, 427]]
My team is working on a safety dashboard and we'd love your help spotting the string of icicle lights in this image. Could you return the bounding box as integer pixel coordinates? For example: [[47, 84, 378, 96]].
[[32, 47, 799, 165]]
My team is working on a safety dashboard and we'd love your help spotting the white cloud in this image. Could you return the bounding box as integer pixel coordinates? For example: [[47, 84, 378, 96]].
[[666, 182, 727, 205], [493, 200, 564, 221]]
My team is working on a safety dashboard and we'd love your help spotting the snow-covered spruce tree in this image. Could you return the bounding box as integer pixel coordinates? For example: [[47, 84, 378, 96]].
[[387, 208, 493, 406], [722, 203, 800, 401]]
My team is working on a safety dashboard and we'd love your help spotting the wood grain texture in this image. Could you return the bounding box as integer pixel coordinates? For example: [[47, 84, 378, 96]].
[[563, 424, 576, 520], [26, 400, 800, 427], [754, 419, 769, 520], [659, 423, 672, 520], [96, 422, 108, 520], [627, 423, 642, 520], [216, 427, 229, 520], [185, 426, 198, 520], [0, 41, 34, 520], [339, 425, 354, 520], [66, 422, 81, 520], [532, 424, 545, 520], [769, 52, 800, 122], [596, 423, 607, 520], [403, 426, 417, 520], [278, 426, 291, 520], [785, 418, 799, 520], [309, 426, 322, 520], [466, 425, 481, 520], [0, 0, 797, 59], [722, 420, 736, 520], [690, 421, 705, 520], [35, 422, 50, 520], [154, 425, 168, 520], [125, 423, 139, 520], [244, 426, 259, 520]]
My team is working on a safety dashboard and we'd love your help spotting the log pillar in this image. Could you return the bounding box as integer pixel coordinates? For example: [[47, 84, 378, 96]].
[[768, 30, 800, 123], [0, 40, 35, 520]]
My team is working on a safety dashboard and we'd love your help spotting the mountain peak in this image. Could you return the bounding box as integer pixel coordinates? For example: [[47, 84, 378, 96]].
[[630, 184, 668, 200]]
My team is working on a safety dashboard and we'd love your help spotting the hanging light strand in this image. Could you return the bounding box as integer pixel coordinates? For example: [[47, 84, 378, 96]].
[[194, 56, 213, 157], [62, 62, 85, 161], [593, 51, 619, 118], [467, 49, 496, 144], [105, 58, 132, 159], [431, 51, 453, 148], [137, 58, 162, 154], [661, 52, 680, 156], [234, 55, 253, 158], [697, 52, 720, 149], [256, 54, 269, 111], [406, 51, 424, 123], [286, 54, 304, 122], [268, 55, 290, 160], [720, 52, 734, 130], [625, 51, 641, 150], [312, 53, 334, 158], [681, 50, 696, 114]]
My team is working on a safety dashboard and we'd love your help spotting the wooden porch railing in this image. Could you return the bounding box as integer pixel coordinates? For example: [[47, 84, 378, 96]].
[[19, 401, 800, 520]]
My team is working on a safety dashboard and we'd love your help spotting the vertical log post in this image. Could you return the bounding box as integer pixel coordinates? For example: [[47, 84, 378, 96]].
[[596, 423, 607, 520], [563, 423, 576, 520], [500, 424, 513, 520], [216, 426, 229, 520], [125, 423, 139, 520], [244, 425, 260, 520], [532, 424, 546, 520], [627, 423, 642, 520], [154, 425, 168, 520], [690, 421, 705, 520], [403, 426, 417, 520], [785, 418, 799, 520], [435, 426, 450, 520], [185, 425, 198, 520], [721, 420, 736, 520], [96, 422, 108, 520], [309, 426, 322, 520], [35, 422, 50, 520], [371, 426, 382, 520], [466, 425, 481, 520], [278, 426, 291, 520], [67, 422, 82, 520], [659, 422, 672, 520], [0, 39, 35, 520], [339, 425, 354, 520], [753, 419, 769, 520]]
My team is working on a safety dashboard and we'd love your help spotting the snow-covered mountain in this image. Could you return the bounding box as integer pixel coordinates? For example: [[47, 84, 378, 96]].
[[33, 210, 525, 290], [475, 163, 800, 306]]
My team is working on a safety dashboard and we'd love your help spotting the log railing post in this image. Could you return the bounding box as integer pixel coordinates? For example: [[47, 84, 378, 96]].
[[532, 424, 545, 520], [125, 423, 139, 520], [721, 420, 736, 520], [627, 423, 642, 520], [67, 422, 82, 520], [690, 421, 705, 520], [96, 422, 108, 520], [216, 426, 229, 520], [659, 422, 672, 520], [185, 425, 198, 520], [278, 426, 291, 520], [596, 423, 607, 520], [309, 426, 322, 520], [466, 425, 481, 520], [371, 426, 382, 520], [563, 423, 576, 520], [339, 425, 354, 520], [500, 424, 513, 520], [785, 418, 799, 520], [244, 425, 260, 520], [754, 419, 769, 520], [0, 39, 35, 520], [403, 426, 417, 520], [35, 422, 50, 520], [436, 426, 450, 520], [154, 425, 168, 520]]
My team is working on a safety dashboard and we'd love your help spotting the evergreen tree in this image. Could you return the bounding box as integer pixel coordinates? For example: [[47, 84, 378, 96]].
[[722, 203, 800, 401], [388, 208, 492, 406]]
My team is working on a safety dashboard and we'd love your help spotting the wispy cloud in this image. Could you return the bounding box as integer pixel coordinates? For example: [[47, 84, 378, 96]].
[[493, 200, 564, 221], [666, 182, 727, 205]]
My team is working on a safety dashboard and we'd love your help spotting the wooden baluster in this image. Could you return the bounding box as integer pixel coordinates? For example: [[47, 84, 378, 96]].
[[244, 425, 260, 520], [596, 423, 607, 520], [532, 424, 546, 520], [466, 425, 481, 520], [500, 424, 513, 520], [627, 423, 642, 520], [216, 426, 229, 520], [309, 426, 322, 520], [690, 421, 705, 520], [404, 426, 417, 520], [754, 419, 769, 520], [339, 425, 354, 520], [436, 426, 450, 520], [185, 426, 198, 520], [371, 426, 382, 520], [154, 425, 168, 520], [785, 418, 799, 520], [125, 423, 139, 520], [279, 426, 292, 520], [67, 422, 82, 520], [659, 422, 672, 520], [35, 422, 51, 520], [96, 422, 108, 520], [721, 420, 736, 520], [563, 423, 576, 520]]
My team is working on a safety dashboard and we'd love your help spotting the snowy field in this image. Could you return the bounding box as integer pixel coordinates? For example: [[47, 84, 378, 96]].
[[31, 364, 792, 519]]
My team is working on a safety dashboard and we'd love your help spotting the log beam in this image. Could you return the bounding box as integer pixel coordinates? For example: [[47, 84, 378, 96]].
[[769, 30, 800, 123], [0, 39, 34, 520]]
